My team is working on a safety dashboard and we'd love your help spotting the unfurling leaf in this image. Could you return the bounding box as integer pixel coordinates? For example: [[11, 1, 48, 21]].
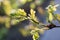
[[10, 9, 27, 18], [10, 9, 28, 25], [33, 32, 39, 40], [46, 4, 59, 12], [49, 13, 53, 21], [30, 9, 36, 19], [46, 4, 59, 22], [29, 9, 39, 24], [16, 9, 26, 16], [30, 30, 39, 40]]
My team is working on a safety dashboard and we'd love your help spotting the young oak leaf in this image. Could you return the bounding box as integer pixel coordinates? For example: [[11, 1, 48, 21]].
[[30, 9, 36, 19], [46, 4, 59, 12], [30, 30, 39, 40], [49, 13, 53, 21], [16, 9, 26, 16], [33, 32, 39, 40], [46, 4, 59, 22], [10, 9, 27, 18], [29, 9, 39, 24]]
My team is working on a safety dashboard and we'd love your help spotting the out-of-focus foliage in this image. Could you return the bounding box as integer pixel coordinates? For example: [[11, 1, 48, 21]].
[[55, 14, 60, 21], [30, 3, 36, 9], [5, 17, 10, 28], [0, 27, 8, 40], [0, 16, 10, 28], [19, 28, 30, 37], [2, 0, 12, 16], [0, 0, 60, 40], [10, 0, 18, 9]]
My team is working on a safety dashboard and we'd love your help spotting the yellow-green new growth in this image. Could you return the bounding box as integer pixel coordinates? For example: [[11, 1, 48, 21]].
[[16, 9, 26, 16], [31, 30, 39, 40], [29, 9, 39, 24], [46, 4, 59, 21]]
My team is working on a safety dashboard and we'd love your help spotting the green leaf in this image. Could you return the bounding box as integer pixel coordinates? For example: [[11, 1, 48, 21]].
[[33, 32, 39, 40], [10, 9, 27, 18], [16, 9, 26, 16], [31, 30, 39, 40], [29, 9, 39, 24], [49, 13, 53, 21]]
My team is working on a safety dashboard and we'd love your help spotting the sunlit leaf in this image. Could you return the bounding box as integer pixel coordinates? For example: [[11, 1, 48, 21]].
[[10, 9, 27, 18], [49, 13, 53, 21], [31, 30, 39, 40], [29, 9, 39, 24], [46, 4, 59, 12], [16, 9, 26, 16], [46, 4, 59, 22], [30, 9, 36, 19], [33, 32, 39, 40], [10, 9, 27, 25]]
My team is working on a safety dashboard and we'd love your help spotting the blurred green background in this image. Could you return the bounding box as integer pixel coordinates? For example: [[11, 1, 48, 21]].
[[0, 0, 55, 40]]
